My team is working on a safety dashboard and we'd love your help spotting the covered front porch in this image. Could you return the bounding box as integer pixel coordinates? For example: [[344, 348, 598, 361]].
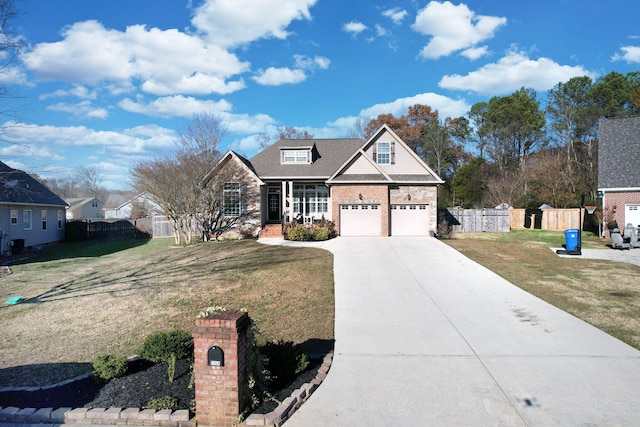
[[263, 181, 330, 227]]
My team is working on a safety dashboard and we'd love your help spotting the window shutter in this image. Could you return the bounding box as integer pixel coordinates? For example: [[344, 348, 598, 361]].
[[391, 141, 395, 164], [373, 146, 377, 162]]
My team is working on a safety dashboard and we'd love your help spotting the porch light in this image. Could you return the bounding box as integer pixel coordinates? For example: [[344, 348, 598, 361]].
[[358, 193, 363, 200], [407, 194, 411, 201]]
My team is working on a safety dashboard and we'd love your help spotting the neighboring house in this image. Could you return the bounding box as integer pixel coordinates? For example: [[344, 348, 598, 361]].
[[102, 193, 129, 219], [104, 193, 161, 219], [0, 161, 68, 254], [598, 116, 640, 232], [65, 197, 104, 219], [211, 124, 443, 238]]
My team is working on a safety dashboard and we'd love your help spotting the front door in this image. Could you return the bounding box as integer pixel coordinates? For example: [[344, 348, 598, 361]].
[[268, 192, 281, 222]]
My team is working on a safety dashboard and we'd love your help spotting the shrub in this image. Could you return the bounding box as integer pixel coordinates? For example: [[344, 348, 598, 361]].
[[140, 330, 194, 362], [437, 219, 454, 239], [311, 226, 329, 241], [261, 340, 309, 390], [147, 395, 179, 411], [92, 354, 128, 381], [286, 224, 309, 241]]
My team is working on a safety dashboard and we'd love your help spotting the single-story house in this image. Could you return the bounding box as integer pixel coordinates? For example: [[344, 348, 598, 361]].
[[65, 197, 104, 219], [0, 161, 68, 254], [211, 124, 443, 238], [598, 116, 640, 232]]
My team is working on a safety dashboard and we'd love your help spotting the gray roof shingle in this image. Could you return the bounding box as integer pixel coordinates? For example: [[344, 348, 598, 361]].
[[249, 138, 364, 179], [598, 116, 640, 189], [0, 162, 68, 207]]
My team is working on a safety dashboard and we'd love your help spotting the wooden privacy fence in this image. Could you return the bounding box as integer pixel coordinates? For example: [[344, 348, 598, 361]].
[[441, 208, 589, 232], [441, 208, 511, 232], [510, 208, 581, 231], [66, 218, 152, 241]]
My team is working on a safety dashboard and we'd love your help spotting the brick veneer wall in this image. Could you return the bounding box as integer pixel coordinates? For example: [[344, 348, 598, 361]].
[[604, 191, 640, 232], [331, 185, 390, 235], [390, 185, 438, 234], [193, 310, 249, 427]]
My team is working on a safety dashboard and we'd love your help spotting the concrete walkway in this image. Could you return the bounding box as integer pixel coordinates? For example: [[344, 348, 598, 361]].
[[554, 246, 640, 267], [269, 237, 640, 426]]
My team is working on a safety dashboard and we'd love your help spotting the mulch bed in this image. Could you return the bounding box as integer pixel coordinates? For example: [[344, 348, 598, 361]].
[[0, 358, 322, 415], [0, 359, 194, 410]]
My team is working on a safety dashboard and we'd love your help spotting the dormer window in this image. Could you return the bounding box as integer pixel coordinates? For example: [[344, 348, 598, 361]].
[[281, 148, 311, 164]]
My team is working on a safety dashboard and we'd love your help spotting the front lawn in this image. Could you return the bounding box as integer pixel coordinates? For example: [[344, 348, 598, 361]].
[[0, 239, 334, 387]]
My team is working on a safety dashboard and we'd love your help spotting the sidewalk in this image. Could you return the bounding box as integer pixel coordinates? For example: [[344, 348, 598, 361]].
[[278, 237, 640, 426]]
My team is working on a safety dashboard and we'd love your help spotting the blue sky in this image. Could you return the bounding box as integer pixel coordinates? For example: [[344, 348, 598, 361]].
[[2, 0, 640, 189]]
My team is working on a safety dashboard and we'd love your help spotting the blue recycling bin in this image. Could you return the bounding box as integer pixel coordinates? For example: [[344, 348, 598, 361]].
[[564, 229, 579, 251]]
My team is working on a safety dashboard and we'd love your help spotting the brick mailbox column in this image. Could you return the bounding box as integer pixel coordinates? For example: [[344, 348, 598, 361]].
[[193, 310, 249, 427]]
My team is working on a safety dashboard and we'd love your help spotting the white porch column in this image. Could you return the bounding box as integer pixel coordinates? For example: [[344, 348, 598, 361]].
[[287, 181, 294, 222]]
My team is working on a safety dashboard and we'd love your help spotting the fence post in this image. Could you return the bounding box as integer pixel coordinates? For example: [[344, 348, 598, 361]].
[[193, 310, 249, 427]]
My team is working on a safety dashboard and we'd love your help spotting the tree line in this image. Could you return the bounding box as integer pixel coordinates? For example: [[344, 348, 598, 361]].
[[361, 70, 640, 209]]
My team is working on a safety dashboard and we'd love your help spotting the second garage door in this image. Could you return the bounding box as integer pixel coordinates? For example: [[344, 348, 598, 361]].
[[391, 204, 430, 236], [340, 204, 381, 236]]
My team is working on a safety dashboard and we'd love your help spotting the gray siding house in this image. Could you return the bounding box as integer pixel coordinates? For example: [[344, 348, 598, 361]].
[[0, 162, 68, 254], [598, 117, 640, 231]]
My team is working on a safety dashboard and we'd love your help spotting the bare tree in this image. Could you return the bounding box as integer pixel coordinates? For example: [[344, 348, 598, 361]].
[[199, 159, 260, 241], [277, 126, 314, 140], [346, 117, 367, 140], [131, 113, 227, 244]]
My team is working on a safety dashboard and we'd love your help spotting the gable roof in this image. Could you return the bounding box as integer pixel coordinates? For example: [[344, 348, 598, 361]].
[[0, 162, 68, 207], [202, 150, 264, 186], [249, 138, 364, 179], [328, 124, 444, 184], [65, 197, 101, 210], [598, 116, 640, 190]]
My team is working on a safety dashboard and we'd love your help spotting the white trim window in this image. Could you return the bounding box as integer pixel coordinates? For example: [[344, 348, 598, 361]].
[[23, 209, 32, 230], [10, 209, 18, 225], [57, 210, 63, 229], [293, 184, 328, 218], [223, 182, 242, 217], [375, 141, 391, 164], [42, 210, 47, 231], [281, 149, 310, 164]]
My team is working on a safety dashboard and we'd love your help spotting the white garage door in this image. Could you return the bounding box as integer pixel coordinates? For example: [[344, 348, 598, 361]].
[[340, 204, 381, 236], [391, 204, 430, 236], [625, 205, 640, 227]]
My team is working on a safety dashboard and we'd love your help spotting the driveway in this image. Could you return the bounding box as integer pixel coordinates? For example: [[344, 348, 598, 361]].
[[271, 237, 640, 426]]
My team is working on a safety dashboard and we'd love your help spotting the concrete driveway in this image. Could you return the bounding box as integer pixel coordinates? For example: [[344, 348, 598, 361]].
[[273, 237, 640, 426]]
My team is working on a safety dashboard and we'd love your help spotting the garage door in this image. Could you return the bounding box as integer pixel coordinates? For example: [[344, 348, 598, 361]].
[[340, 204, 381, 236], [626, 205, 640, 227], [391, 204, 430, 236]]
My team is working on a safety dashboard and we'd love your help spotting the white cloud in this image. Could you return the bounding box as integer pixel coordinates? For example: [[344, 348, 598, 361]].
[[359, 92, 470, 120], [191, 0, 317, 48], [47, 101, 109, 120], [461, 46, 489, 60], [23, 20, 249, 96], [0, 141, 65, 162], [412, 1, 506, 59], [382, 8, 408, 25], [119, 95, 232, 118], [375, 25, 389, 37], [439, 49, 595, 95], [253, 67, 307, 86], [612, 46, 640, 63], [343, 21, 368, 35], [324, 93, 471, 136], [294, 55, 330, 70]]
